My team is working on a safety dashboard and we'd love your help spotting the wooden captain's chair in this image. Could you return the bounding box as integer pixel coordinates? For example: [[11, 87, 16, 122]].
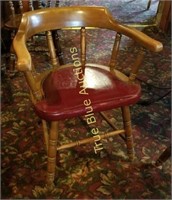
[[13, 6, 163, 189]]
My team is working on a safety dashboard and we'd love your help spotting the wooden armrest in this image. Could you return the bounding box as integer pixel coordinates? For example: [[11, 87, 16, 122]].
[[119, 24, 163, 52], [13, 34, 32, 71]]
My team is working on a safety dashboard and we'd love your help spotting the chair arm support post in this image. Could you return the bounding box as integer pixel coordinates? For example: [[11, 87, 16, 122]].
[[24, 71, 43, 101], [129, 48, 145, 82]]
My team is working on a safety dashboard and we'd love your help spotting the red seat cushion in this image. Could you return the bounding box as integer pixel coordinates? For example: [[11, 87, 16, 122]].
[[34, 65, 141, 121]]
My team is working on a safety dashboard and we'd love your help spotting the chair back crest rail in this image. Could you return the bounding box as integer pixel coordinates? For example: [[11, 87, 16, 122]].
[[18, 7, 162, 51], [13, 6, 163, 101]]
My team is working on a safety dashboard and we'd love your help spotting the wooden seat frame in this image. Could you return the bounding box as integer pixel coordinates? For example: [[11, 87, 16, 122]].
[[13, 6, 163, 190]]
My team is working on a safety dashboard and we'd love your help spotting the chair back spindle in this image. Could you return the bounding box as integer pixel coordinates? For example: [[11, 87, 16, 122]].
[[46, 31, 59, 67], [47, 0, 51, 7], [80, 27, 86, 68], [25, 71, 43, 101], [55, 0, 60, 7], [37, 0, 43, 9], [46, 0, 59, 8], [18, 0, 24, 13], [28, 0, 34, 11], [109, 32, 122, 70], [9, 0, 15, 17]]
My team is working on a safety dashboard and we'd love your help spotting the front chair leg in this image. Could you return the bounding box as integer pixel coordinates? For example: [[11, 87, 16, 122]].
[[46, 121, 58, 190], [121, 106, 134, 161]]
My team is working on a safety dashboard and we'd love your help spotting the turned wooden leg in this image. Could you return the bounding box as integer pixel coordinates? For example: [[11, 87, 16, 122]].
[[121, 106, 134, 161], [47, 121, 58, 190], [51, 30, 64, 65]]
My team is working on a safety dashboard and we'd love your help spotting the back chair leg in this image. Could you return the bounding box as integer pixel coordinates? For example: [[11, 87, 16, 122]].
[[52, 30, 64, 65], [155, 145, 171, 167], [46, 121, 58, 190], [121, 106, 134, 161], [42, 120, 49, 153], [147, 0, 152, 10]]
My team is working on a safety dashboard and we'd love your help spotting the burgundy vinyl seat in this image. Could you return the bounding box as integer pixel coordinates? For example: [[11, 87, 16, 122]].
[[34, 65, 141, 121]]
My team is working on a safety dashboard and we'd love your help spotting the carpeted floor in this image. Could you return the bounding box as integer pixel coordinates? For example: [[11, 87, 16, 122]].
[[1, 0, 171, 199]]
